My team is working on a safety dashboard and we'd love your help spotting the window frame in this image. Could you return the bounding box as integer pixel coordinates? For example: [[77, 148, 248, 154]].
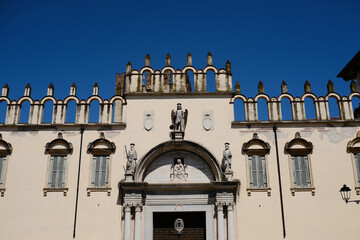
[[87, 132, 115, 196], [43, 133, 73, 196], [0, 134, 13, 197], [346, 132, 360, 195], [285, 132, 315, 196], [242, 133, 271, 196]]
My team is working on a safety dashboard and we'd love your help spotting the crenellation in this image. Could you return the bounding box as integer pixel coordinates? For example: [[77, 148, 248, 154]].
[[0, 54, 359, 126], [2, 84, 9, 97]]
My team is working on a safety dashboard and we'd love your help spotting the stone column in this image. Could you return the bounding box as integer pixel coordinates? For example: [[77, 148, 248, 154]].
[[124, 205, 131, 240], [216, 203, 224, 240], [134, 205, 142, 240], [227, 203, 235, 240]]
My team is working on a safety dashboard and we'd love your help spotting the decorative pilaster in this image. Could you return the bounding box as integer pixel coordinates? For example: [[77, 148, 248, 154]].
[[216, 203, 225, 240], [227, 203, 235, 240], [134, 204, 142, 240], [123, 204, 131, 240]]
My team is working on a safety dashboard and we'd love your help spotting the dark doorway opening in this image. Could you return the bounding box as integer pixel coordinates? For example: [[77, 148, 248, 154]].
[[153, 212, 206, 240]]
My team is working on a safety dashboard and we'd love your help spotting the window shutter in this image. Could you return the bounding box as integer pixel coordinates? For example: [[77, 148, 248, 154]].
[[94, 156, 100, 187], [248, 156, 253, 187], [0, 156, 5, 187], [261, 155, 267, 188], [257, 155, 264, 188], [251, 155, 258, 187], [292, 156, 301, 187], [355, 154, 360, 184], [100, 156, 107, 187], [105, 155, 109, 186], [62, 156, 67, 187], [91, 156, 97, 187], [51, 156, 58, 188]]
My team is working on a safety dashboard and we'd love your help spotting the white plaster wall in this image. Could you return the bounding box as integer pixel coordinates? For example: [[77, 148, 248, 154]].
[[0, 93, 360, 240]]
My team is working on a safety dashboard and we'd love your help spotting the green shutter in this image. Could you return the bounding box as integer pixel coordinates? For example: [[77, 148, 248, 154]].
[[0, 156, 5, 187], [292, 155, 310, 188], [251, 155, 258, 187], [261, 155, 267, 188], [355, 154, 360, 184], [248, 156, 253, 187], [292, 156, 301, 187]]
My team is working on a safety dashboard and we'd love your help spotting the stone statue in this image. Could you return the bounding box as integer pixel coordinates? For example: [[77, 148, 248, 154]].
[[222, 142, 232, 173], [170, 103, 188, 131], [173, 159, 185, 180], [125, 143, 137, 174]]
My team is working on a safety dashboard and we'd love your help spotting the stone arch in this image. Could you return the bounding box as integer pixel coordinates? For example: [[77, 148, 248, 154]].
[[135, 141, 222, 182]]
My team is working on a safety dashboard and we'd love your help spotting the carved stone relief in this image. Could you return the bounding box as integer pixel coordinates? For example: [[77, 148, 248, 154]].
[[202, 110, 213, 131], [143, 110, 154, 131]]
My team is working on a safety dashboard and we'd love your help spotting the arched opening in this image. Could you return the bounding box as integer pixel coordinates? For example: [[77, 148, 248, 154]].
[[42, 100, 54, 123], [143, 71, 152, 91], [185, 70, 194, 92], [352, 96, 360, 119], [164, 70, 173, 90], [65, 100, 77, 123], [281, 98, 292, 120], [304, 97, 316, 120], [206, 70, 216, 92], [0, 101, 7, 123], [88, 100, 100, 123], [234, 99, 245, 121], [257, 98, 269, 121], [328, 97, 340, 119], [19, 100, 31, 123]]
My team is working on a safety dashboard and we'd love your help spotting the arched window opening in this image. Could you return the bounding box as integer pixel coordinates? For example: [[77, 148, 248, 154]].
[[234, 99, 245, 121], [352, 96, 360, 119], [142, 71, 151, 91], [42, 101, 54, 123], [164, 70, 173, 91], [304, 98, 316, 120], [0, 101, 7, 123], [89, 100, 100, 123], [65, 100, 77, 123], [185, 71, 194, 92], [328, 97, 340, 119], [19, 100, 31, 123], [257, 98, 269, 121], [281, 98, 292, 120], [206, 71, 216, 92]]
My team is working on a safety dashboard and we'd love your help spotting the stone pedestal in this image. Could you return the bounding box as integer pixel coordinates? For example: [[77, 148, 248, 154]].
[[171, 131, 184, 143], [124, 173, 134, 182], [223, 171, 233, 181]]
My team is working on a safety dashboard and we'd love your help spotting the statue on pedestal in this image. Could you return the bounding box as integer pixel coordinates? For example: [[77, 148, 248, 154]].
[[125, 143, 137, 174], [222, 142, 232, 173], [170, 103, 188, 131]]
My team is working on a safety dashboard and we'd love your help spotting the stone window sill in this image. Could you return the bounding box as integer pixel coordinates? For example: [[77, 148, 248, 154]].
[[87, 187, 111, 196], [246, 188, 271, 196], [290, 187, 315, 196], [43, 187, 69, 197], [0, 188, 5, 197]]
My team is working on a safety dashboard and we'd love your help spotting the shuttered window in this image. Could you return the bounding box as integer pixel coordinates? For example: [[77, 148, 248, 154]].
[[48, 155, 67, 188], [291, 155, 311, 188], [91, 155, 109, 187], [354, 153, 360, 185], [0, 156, 6, 188], [248, 155, 267, 188]]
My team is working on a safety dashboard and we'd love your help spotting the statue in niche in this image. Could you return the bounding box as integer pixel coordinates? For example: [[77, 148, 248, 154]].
[[222, 142, 232, 173], [125, 143, 137, 174], [171, 159, 187, 181], [170, 103, 188, 131]]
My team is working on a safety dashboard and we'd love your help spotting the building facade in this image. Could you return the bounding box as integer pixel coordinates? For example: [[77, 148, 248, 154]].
[[1, 52, 360, 240]]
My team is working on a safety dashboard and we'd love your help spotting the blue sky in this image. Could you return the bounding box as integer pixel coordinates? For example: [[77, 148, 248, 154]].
[[0, 0, 359, 121]]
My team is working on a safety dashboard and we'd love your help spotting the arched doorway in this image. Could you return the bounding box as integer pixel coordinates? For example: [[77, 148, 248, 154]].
[[119, 141, 239, 240]]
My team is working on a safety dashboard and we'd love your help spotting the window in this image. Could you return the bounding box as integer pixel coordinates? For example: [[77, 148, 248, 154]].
[[248, 155, 267, 188], [242, 133, 271, 196], [87, 132, 116, 196], [48, 155, 67, 188], [44, 133, 73, 196], [291, 155, 311, 188], [285, 132, 314, 196], [346, 131, 360, 195], [0, 134, 13, 197], [91, 155, 109, 187]]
